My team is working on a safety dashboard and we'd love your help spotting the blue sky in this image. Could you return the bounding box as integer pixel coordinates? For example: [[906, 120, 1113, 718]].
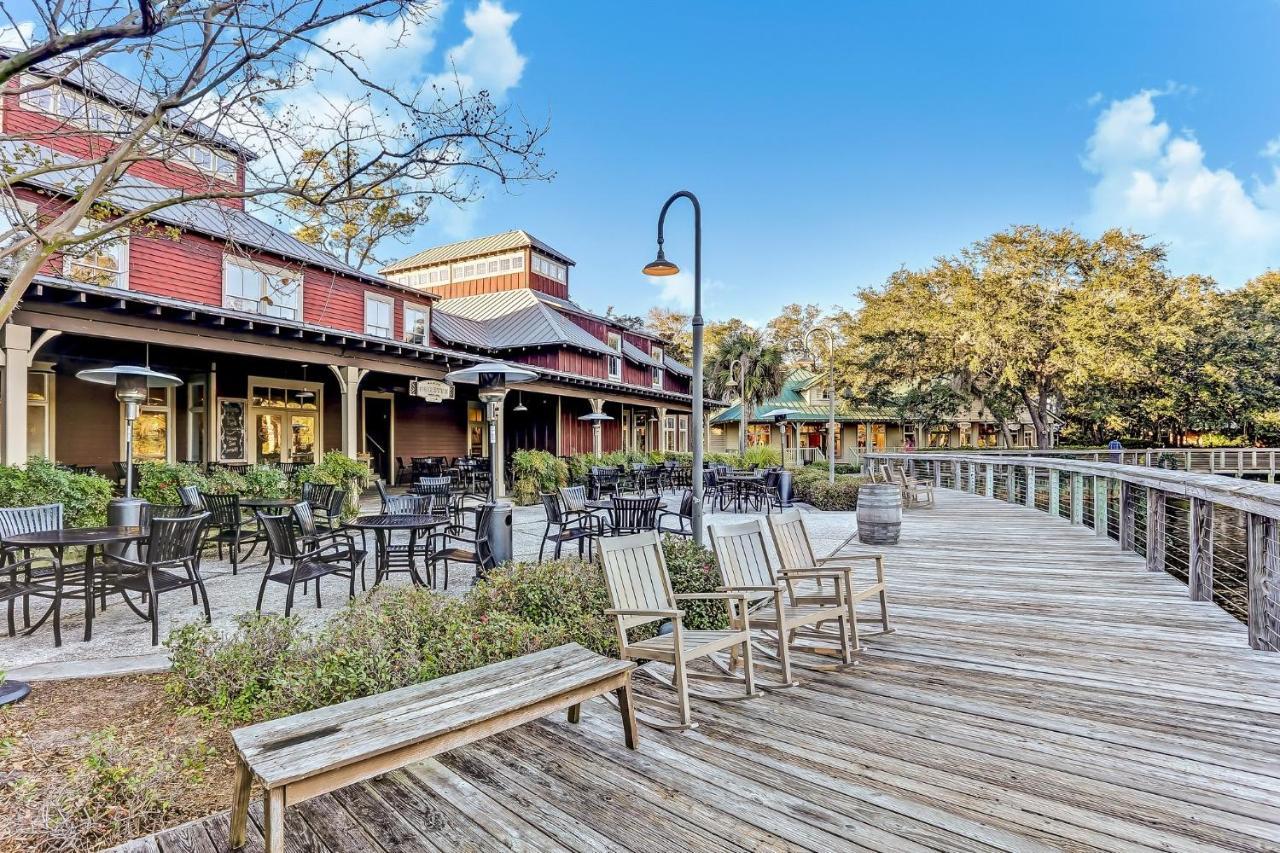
[[413, 0, 1280, 322]]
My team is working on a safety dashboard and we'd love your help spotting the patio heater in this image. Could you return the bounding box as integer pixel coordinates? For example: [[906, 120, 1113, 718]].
[[444, 362, 536, 499], [76, 364, 183, 528], [761, 408, 800, 468], [578, 411, 614, 458]]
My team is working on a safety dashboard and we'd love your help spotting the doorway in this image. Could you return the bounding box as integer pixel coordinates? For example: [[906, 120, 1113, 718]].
[[363, 394, 393, 482]]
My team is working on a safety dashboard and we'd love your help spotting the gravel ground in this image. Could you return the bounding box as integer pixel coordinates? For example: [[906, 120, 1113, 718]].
[[2, 492, 860, 678]]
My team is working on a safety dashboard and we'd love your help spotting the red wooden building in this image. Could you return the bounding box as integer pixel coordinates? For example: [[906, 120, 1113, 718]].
[[0, 61, 697, 488]]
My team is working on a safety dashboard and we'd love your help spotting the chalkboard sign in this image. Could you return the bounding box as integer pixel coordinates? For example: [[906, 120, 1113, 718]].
[[218, 399, 246, 461]]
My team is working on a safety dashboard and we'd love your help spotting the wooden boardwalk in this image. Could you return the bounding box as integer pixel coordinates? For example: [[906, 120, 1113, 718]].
[[122, 490, 1280, 852]]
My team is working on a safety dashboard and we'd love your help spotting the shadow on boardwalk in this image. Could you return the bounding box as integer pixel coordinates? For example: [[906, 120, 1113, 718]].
[[118, 490, 1280, 852]]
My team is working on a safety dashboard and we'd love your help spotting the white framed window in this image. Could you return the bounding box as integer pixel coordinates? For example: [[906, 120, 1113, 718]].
[[27, 370, 55, 460], [531, 253, 566, 283], [63, 221, 128, 289], [222, 256, 301, 320], [650, 346, 665, 388], [365, 292, 394, 338], [184, 144, 238, 181], [187, 379, 207, 464], [121, 385, 174, 462], [607, 332, 622, 381], [403, 302, 430, 345]]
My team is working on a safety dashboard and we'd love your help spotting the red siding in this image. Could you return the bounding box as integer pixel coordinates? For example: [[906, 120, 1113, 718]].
[[528, 271, 568, 300], [423, 272, 526, 300], [559, 397, 621, 455], [395, 397, 467, 460], [2, 93, 245, 208]]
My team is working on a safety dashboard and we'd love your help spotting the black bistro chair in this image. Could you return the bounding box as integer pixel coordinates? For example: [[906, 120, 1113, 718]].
[[177, 485, 203, 509], [106, 512, 211, 645], [300, 482, 338, 528], [255, 509, 359, 616], [198, 492, 247, 573], [539, 492, 602, 560], [0, 503, 62, 642], [589, 466, 621, 501], [427, 502, 497, 590], [658, 490, 697, 538], [605, 495, 661, 536], [380, 493, 436, 580]]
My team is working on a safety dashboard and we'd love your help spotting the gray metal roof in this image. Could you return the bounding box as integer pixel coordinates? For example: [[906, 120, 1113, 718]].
[[664, 353, 693, 378], [382, 229, 575, 273], [621, 338, 659, 368], [3, 142, 398, 288], [7, 51, 255, 158], [431, 289, 615, 356]]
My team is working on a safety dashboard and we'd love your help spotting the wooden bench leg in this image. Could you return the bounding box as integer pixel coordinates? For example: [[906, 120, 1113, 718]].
[[229, 756, 252, 849], [263, 786, 285, 853], [567, 702, 582, 724], [615, 679, 638, 750]]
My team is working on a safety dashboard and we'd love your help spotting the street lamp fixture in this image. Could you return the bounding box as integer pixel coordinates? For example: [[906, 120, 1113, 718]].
[[726, 356, 749, 458], [644, 191, 705, 543], [77, 364, 183, 521], [445, 362, 536, 498], [794, 327, 838, 483]]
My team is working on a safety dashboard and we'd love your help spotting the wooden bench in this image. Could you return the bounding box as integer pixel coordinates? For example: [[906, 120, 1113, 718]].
[[229, 643, 637, 852]]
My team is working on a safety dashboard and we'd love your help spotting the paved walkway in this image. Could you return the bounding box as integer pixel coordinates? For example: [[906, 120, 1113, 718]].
[[4, 493, 843, 680], [121, 489, 1280, 851]]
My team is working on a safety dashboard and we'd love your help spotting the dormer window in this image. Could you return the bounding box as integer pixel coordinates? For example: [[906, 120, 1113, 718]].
[[364, 293, 394, 338], [223, 256, 300, 320], [607, 332, 622, 381], [532, 253, 567, 283], [651, 346, 664, 389]]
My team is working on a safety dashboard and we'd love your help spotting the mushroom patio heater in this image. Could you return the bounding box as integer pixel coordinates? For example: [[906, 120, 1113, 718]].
[[444, 362, 536, 498], [761, 408, 800, 468], [578, 411, 615, 458], [77, 364, 183, 527]]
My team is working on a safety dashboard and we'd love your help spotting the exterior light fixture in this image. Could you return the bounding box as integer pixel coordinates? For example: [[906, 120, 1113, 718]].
[[445, 362, 536, 497], [641, 249, 679, 277], [578, 411, 615, 459], [513, 391, 528, 413]]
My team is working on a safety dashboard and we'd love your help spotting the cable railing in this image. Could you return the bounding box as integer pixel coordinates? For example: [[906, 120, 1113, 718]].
[[866, 450, 1280, 651], [891, 446, 1280, 481]]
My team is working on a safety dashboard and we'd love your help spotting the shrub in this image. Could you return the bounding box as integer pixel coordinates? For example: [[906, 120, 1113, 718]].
[[135, 461, 208, 505], [204, 467, 247, 495], [795, 473, 867, 511], [742, 445, 781, 468], [167, 539, 727, 723], [510, 450, 569, 506], [296, 451, 373, 516], [239, 465, 289, 499], [0, 457, 113, 527]]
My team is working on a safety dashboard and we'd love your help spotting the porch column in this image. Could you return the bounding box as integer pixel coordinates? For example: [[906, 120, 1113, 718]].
[[328, 365, 368, 460], [590, 398, 605, 458], [2, 324, 31, 465], [655, 407, 668, 452]]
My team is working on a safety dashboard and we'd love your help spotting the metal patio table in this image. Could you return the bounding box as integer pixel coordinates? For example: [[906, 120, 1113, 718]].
[[345, 514, 448, 587]]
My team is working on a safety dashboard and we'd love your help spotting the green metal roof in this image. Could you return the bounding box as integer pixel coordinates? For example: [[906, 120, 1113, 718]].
[[710, 369, 895, 424]]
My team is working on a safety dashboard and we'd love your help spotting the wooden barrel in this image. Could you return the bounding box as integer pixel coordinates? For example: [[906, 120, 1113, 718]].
[[857, 484, 902, 545]]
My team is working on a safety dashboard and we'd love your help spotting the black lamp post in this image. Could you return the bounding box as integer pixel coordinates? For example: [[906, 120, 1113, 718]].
[[643, 191, 704, 544]]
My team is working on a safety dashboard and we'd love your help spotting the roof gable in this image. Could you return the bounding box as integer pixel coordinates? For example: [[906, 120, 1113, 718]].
[[382, 229, 575, 273]]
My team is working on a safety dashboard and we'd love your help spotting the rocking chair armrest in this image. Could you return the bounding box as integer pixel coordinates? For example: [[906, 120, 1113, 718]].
[[776, 568, 851, 582], [715, 584, 782, 593], [604, 608, 684, 619], [674, 591, 750, 602]]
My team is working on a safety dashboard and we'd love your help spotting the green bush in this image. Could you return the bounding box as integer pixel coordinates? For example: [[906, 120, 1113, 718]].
[[794, 472, 867, 510], [510, 450, 569, 506], [135, 461, 208, 505], [166, 539, 727, 723], [742, 445, 781, 468], [204, 467, 246, 495], [296, 451, 372, 516], [0, 457, 113, 527], [239, 465, 289, 499]]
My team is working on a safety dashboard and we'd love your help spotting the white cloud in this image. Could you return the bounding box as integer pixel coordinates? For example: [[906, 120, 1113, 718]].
[[651, 271, 696, 311], [431, 0, 526, 100], [0, 22, 33, 49], [1083, 88, 1280, 285]]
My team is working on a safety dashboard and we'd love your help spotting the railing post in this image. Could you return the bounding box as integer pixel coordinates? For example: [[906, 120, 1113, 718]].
[[1247, 513, 1280, 650], [1005, 466, 1015, 503], [1070, 474, 1084, 524], [984, 464, 994, 498], [1118, 482, 1133, 551], [1025, 465, 1036, 508], [1094, 476, 1109, 535], [1049, 471, 1060, 517], [1145, 488, 1165, 572], [1188, 498, 1214, 602], [933, 460, 942, 488]]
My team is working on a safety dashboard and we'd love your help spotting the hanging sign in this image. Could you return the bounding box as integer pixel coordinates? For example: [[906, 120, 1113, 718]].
[[411, 379, 454, 403]]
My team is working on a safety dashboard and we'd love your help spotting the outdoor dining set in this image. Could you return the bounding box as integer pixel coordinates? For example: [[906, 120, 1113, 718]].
[[0, 477, 498, 649]]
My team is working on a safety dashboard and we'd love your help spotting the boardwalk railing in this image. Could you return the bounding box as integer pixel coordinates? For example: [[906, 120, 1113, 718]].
[[896, 446, 1280, 480], [866, 451, 1280, 652]]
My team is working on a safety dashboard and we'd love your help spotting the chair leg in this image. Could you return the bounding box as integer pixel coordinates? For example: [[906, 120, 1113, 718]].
[[315, 577, 322, 608], [539, 526, 548, 562], [284, 580, 296, 617], [837, 611, 854, 665], [254, 567, 272, 613], [147, 575, 160, 647], [672, 653, 692, 728], [741, 633, 757, 698]]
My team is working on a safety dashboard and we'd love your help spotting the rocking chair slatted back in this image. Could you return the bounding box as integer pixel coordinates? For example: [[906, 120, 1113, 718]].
[[599, 530, 676, 630], [768, 509, 819, 571], [708, 519, 779, 604]]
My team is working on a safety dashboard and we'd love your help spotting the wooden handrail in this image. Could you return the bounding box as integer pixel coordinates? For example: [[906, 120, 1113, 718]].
[[866, 451, 1280, 652]]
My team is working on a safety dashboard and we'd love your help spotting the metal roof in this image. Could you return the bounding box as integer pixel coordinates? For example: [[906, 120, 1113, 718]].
[[6, 51, 255, 158], [381, 229, 575, 273], [431, 290, 616, 356], [710, 368, 895, 424], [3, 142, 402, 289], [664, 353, 693, 378], [620, 339, 659, 367]]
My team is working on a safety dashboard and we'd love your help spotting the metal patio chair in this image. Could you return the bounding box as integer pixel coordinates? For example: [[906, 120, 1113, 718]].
[[107, 512, 211, 646], [255, 509, 359, 616]]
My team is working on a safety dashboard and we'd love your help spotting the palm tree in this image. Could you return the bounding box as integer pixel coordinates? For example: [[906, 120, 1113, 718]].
[[705, 329, 787, 456]]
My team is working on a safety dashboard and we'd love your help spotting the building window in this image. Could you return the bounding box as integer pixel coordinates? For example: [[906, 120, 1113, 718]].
[[0, 197, 38, 271], [365, 293, 394, 338], [448, 251, 525, 284], [531, 253, 566, 283], [63, 222, 128, 289], [747, 423, 772, 447], [607, 332, 622, 381], [187, 380, 207, 464], [467, 402, 488, 456], [184, 144, 238, 181], [650, 346, 664, 388], [404, 302, 430, 345], [27, 371, 54, 459], [678, 415, 689, 452], [125, 386, 172, 462], [247, 377, 321, 464], [223, 257, 300, 320]]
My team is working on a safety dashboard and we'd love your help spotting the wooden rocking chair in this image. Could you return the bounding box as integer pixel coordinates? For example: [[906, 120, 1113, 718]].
[[598, 530, 759, 730], [767, 508, 892, 654], [895, 466, 935, 508], [708, 519, 854, 687]]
